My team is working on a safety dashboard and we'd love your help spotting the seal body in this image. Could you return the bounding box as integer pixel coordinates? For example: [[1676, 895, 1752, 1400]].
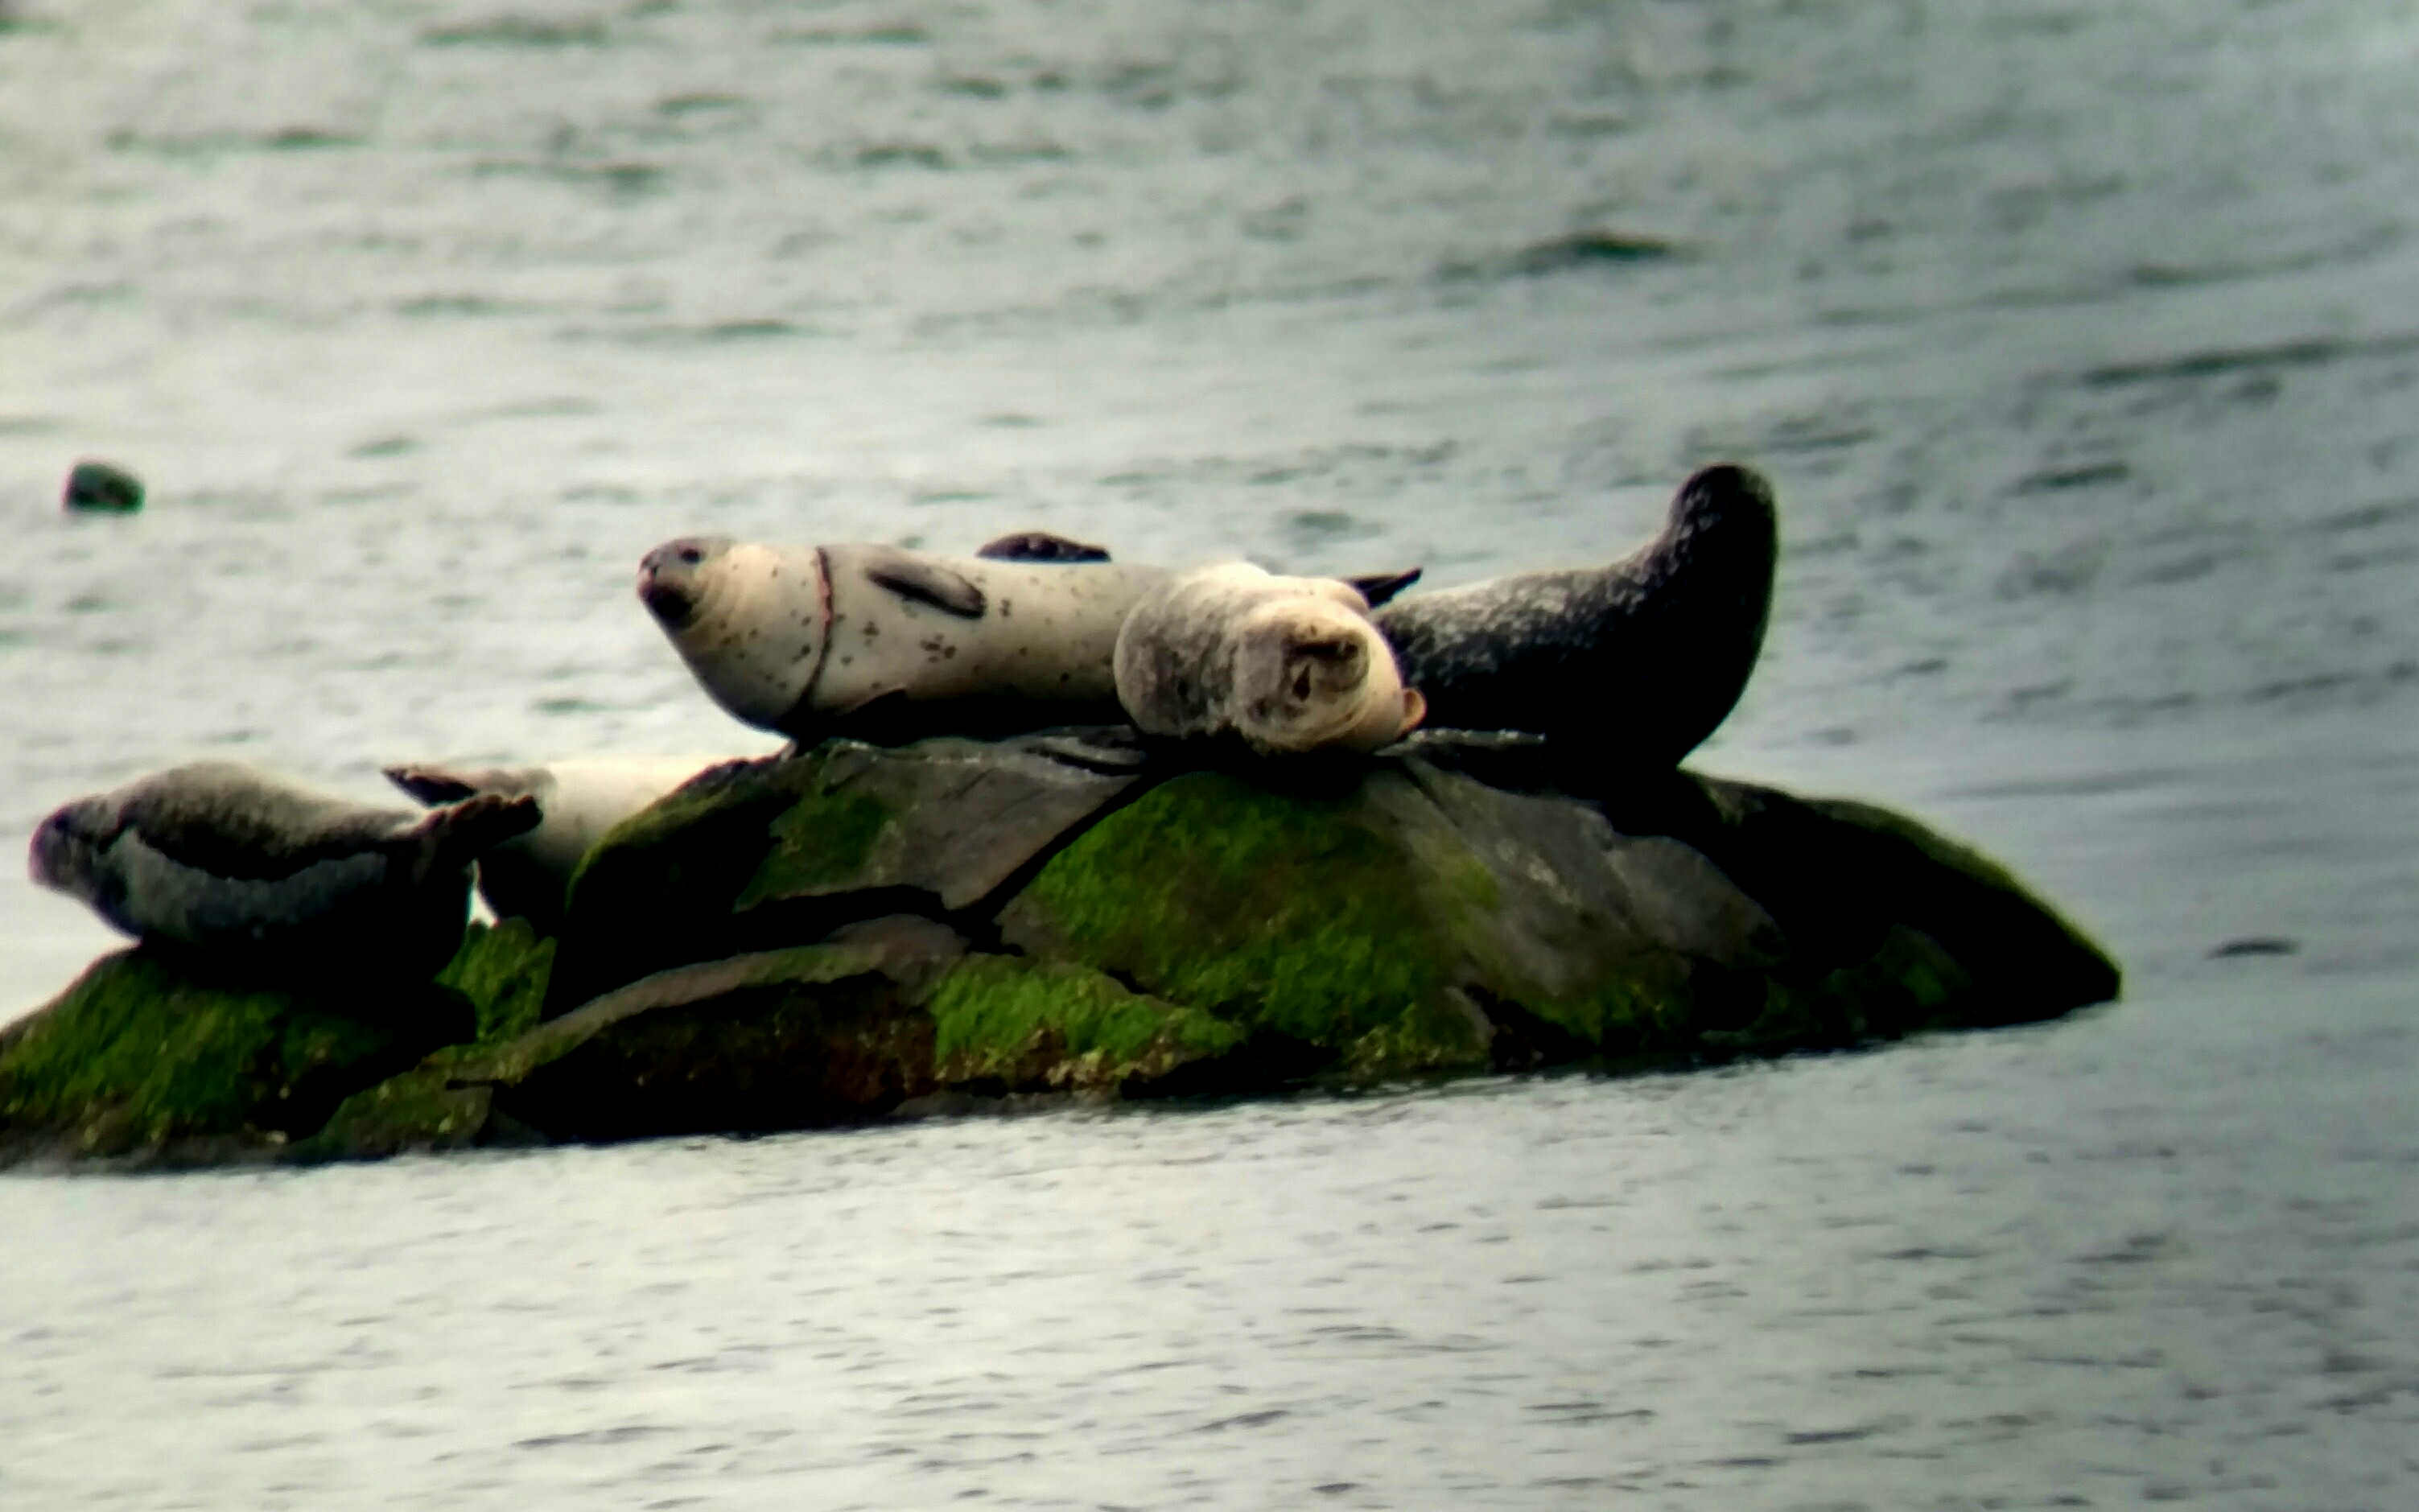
[[383, 755, 736, 929], [1374, 463, 1778, 768], [1114, 562, 1427, 755], [637, 536, 1175, 743], [28, 761, 538, 980]]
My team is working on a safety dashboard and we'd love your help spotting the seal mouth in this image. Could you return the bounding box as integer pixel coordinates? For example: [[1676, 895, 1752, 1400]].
[[637, 536, 730, 630], [638, 568, 697, 629]]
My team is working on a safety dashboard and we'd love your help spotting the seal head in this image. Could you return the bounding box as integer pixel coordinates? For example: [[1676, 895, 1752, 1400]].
[[1115, 562, 1427, 756], [637, 536, 835, 731]]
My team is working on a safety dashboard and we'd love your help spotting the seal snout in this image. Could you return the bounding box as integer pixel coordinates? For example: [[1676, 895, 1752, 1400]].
[[637, 534, 732, 630], [28, 811, 68, 885], [28, 803, 100, 891]]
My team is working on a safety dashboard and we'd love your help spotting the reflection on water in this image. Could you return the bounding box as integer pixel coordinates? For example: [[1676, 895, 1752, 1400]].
[[3, 0, 2416, 1505]]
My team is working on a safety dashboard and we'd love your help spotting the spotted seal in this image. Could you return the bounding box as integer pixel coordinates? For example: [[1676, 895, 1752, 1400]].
[[383, 754, 742, 929], [1113, 562, 1427, 755], [28, 761, 540, 978], [1374, 463, 1778, 767], [637, 531, 1421, 744]]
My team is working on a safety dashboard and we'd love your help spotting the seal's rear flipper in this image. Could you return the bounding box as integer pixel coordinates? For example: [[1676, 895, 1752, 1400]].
[[383, 764, 484, 806], [1345, 567, 1422, 608], [400, 793, 542, 883], [975, 530, 1112, 563]]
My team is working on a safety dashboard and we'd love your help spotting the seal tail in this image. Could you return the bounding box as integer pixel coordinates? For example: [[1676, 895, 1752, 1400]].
[[396, 793, 542, 884]]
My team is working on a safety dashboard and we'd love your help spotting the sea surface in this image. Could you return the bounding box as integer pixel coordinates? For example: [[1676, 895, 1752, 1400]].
[[3, 1, 2415, 1506]]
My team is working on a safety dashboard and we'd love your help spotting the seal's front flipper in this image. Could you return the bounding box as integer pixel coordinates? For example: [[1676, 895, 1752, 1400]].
[[1345, 566, 1422, 608], [402, 793, 542, 883], [865, 550, 988, 618], [975, 530, 1112, 563], [383, 764, 484, 806]]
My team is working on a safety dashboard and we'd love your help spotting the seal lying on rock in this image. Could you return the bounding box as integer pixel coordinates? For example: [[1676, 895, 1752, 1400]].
[[637, 532, 1421, 745], [29, 761, 539, 979], [1115, 562, 1428, 755], [1374, 463, 1779, 768], [637, 535, 1172, 742], [383, 756, 741, 930]]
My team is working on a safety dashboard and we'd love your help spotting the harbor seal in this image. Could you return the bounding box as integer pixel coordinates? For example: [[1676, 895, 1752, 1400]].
[[637, 536, 1173, 742], [28, 761, 539, 980], [383, 754, 740, 929], [638, 533, 1423, 745], [1113, 562, 1427, 755], [1374, 463, 1778, 768]]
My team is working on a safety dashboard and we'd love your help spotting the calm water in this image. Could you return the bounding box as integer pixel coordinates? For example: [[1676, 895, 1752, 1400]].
[[4, 1, 2415, 1506]]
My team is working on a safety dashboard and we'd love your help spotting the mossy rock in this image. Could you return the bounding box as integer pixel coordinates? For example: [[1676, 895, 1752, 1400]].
[[0, 949, 474, 1167], [10, 734, 2123, 1166], [437, 917, 556, 1041], [550, 730, 1148, 1011], [294, 919, 557, 1160], [992, 764, 1766, 1079], [928, 954, 1248, 1094], [309, 918, 1267, 1152], [995, 754, 2120, 1081]]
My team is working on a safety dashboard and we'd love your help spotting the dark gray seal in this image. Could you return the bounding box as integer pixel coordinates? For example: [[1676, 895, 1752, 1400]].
[[1374, 463, 1778, 768], [29, 761, 539, 980]]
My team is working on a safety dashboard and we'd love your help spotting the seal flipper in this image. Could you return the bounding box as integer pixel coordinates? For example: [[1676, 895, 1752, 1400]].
[[975, 530, 1112, 564], [1345, 567, 1422, 608], [382, 764, 484, 806], [396, 793, 542, 885], [864, 549, 988, 619]]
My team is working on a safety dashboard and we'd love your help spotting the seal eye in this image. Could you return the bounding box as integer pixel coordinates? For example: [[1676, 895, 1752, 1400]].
[[677, 544, 705, 566]]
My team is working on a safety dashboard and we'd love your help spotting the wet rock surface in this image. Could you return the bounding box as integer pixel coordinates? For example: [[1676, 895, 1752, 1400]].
[[2, 731, 2120, 1167]]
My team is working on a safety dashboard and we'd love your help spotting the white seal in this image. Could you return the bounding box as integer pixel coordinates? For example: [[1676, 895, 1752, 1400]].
[[635, 536, 1175, 743], [1112, 562, 1428, 755], [382, 755, 741, 929]]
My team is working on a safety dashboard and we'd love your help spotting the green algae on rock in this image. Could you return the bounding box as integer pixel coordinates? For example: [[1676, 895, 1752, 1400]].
[[437, 917, 556, 1042], [997, 768, 1498, 1074], [928, 954, 1247, 1093], [311, 925, 1250, 1156], [0, 949, 472, 1166]]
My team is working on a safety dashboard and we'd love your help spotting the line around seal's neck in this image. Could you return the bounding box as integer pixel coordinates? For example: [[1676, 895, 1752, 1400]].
[[776, 544, 839, 734]]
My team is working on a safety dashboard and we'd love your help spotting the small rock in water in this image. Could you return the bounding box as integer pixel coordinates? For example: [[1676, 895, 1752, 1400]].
[[62, 459, 145, 513]]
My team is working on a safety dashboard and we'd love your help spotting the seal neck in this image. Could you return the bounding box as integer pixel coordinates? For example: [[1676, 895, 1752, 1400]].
[[779, 545, 839, 732]]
